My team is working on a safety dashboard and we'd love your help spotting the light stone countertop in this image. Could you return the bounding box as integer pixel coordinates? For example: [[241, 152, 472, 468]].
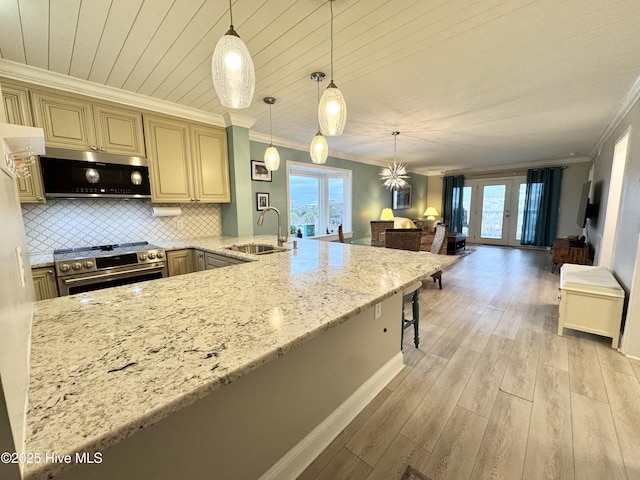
[[29, 252, 54, 268], [24, 235, 457, 480]]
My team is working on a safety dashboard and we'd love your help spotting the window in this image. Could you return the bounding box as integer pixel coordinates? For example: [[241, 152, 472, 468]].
[[287, 162, 352, 237]]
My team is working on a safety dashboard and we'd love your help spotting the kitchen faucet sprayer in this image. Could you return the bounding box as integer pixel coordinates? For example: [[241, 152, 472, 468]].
[[257, 206, 287, 246]]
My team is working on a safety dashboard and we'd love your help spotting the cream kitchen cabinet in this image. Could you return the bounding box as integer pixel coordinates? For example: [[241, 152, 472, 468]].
[[144, 114, 230, 203], [194, 250, 246, 271], [167, 249, 196, 277], [1, 82, 46, 203], [32, 267, 58, 301], [30, 89, 145, 156]]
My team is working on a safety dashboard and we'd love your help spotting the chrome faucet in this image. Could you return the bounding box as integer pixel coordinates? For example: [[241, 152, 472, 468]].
[[257, 206, 287, 247]]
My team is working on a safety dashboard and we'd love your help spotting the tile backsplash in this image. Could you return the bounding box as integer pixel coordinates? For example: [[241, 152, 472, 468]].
[[22, 199, 222, 253]]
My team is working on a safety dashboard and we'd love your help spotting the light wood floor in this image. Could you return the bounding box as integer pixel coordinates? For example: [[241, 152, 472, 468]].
[[297, 245, 640, 480]]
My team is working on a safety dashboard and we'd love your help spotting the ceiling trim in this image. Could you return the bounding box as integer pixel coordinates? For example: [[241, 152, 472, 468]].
[[0, 59, 227, 127], [437, 155, 592, 178], [223, 113, 257, 129], [249, 131, 389, 169], [591, 72, 640, 158]]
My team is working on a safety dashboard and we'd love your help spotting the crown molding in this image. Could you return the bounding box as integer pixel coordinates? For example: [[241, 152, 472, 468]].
[[223, 112, 257, 129], [437, 155, 591, 177], [249, 131, 389, 169], [0, 59, 227, 126], [591, 72, 640, 158]]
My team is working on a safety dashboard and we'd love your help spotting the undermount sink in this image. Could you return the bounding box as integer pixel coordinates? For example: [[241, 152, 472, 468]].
[[227, 243, 288, 255]]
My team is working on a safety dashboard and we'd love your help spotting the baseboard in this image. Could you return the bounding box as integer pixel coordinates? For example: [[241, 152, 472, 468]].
[[258, 352, 404, 480]]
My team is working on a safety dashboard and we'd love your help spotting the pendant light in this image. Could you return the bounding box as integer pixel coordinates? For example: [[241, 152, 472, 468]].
[[310, 72, 329, 164], [380, 131, 410, 190], [211, 0, 255, 109], [263, 97, 280, 171], [318, 0, 347, 136]]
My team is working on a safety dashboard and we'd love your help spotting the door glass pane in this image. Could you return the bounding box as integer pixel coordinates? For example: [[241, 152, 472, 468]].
[[289, 175, 319, 236], [515, 183, 526, 241], [481, 185, 506, 239], [461, 186, 472, 236]]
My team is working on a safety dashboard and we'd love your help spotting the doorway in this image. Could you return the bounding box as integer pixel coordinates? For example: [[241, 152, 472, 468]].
[[463, 177, 527, 246]]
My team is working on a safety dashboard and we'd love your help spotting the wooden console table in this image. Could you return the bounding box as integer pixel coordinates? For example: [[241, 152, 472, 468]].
[[551, 238, 589, 272]]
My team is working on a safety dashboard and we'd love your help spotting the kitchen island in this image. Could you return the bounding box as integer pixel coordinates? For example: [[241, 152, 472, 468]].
[[23, 236, 456, 480]]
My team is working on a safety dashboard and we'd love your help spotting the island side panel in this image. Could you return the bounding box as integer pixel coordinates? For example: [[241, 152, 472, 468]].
[[54, 293, 403, 480]]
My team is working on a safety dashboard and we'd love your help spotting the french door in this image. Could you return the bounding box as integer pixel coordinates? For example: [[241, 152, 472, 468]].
[[463, 177, 527, 246]]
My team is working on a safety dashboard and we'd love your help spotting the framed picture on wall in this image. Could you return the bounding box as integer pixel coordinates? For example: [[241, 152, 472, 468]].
[[392, 184, 412, 209], [251, 160, 272, 182], [256, 192, 270, 211]]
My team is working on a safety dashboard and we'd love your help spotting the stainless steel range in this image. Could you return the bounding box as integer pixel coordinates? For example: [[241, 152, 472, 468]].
[[54, 242, 167, 296]]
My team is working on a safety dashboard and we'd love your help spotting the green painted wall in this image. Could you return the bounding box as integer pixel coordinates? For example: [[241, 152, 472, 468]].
[[222, 126, 254, 237], [248, 141, 428, 240]]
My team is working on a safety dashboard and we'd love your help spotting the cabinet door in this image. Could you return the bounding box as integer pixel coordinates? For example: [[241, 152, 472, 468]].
[[93, 104, 145, 156], [32, 267, 58, 301], [190, 125, 230, 202], [144, 115, 193, 203], [1, 83, 47, 203], [167, 249, 195, 276], [31, 90, 96, 150], [204, 252, 228, 269], [194, 250, 206, 271]]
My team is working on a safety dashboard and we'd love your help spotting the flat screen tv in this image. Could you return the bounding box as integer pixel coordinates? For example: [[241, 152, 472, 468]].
[[576, 181, 591, 228]]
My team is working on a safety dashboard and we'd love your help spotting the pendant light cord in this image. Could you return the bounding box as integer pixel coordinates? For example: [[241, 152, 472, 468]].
[[228, 0, 234, 27], [330, 0, 334, 81], [317, 80, 321, 130], [269, 104, 273, 145]]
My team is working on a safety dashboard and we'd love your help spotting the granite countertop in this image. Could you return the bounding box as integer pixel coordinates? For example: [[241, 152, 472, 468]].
[[29, 252, 54, 268], [25, 235, 456, 480]]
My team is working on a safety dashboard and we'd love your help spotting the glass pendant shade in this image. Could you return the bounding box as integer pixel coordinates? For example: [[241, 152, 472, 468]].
[[310, 131, 328, 164], [264, 145, 280, 171], [318, 82, 347, 136], [212, 28, 255, 109]]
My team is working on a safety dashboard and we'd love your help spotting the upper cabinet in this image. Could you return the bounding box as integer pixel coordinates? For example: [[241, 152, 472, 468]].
[[144, 114, 230, 203], [1, 82, 46, 203], [31, 90, 145, 156]]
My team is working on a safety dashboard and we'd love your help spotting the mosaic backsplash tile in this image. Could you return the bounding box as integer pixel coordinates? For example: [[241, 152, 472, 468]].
[[22, 199, 222, 253]]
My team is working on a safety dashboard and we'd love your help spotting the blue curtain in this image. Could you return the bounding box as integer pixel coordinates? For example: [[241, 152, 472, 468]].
[[521, 167, 563, 246], [442, 175, 464, 233]]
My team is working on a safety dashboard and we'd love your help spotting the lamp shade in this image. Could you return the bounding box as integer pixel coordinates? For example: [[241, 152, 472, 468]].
[[424, 207, 439, 218], [318, 82, 347, 136], [310, 131, 328, 164], [264, 145, 280, 171], [380, 208, 395, 220], [211, 29, 255, 109]]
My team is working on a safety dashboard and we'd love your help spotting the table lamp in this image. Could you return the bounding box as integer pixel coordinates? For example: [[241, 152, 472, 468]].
[[423, 207, 439, 232], [380, 208, 395, 220]]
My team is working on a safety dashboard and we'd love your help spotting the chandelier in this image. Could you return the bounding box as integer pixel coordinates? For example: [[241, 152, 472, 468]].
[[380, 131, 409, 190]]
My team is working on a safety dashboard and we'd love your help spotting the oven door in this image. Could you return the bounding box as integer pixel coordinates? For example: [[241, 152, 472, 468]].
[[57, 263, 167, 296]]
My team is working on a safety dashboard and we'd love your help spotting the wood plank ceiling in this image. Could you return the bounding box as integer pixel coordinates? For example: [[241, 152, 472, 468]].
[[1, 0, 640, 174]]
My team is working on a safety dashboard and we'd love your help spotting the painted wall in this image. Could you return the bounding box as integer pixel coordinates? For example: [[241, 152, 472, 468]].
[[249, 141, 429, 240], [21, 200, 222, 253], [556, 162, 592, 238], [426, 176, 443, 224], [588, 98, 640, 357], [0, 158, 34, 475]]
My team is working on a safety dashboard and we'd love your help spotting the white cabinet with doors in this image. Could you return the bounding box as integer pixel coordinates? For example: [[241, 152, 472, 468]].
[[1, 81, 46, 203], [143, 114, 230, 203], [31, 89, 145, 156]]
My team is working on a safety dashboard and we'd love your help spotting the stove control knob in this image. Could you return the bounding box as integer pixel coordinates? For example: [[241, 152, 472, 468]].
[[84, 261, 94, 269], [148, 252, 156, 259], [139, 254, 147, 261], [157, 251, 165, 259], [72, 262, 82, 271], [59, 264, 70, 272]]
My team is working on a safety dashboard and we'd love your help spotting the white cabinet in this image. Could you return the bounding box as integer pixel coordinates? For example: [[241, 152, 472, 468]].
[[32, 267, 58, 301], [31, 89, 145, 156], [144, 114, 230, 203], [558, 264, 625, 348], [1, 81, 46, 203]]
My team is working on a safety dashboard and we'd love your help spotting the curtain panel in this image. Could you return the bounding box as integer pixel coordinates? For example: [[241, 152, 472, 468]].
[[442, 175, 465, 233], [521, 167, 563, 246]]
